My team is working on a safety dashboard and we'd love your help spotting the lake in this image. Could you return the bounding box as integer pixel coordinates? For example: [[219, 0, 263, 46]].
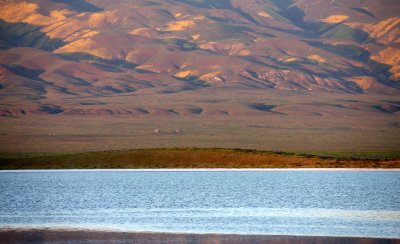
[[0, 170, 399, 238]]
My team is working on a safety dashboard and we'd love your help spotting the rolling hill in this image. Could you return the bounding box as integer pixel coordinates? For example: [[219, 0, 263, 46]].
[[0, 0, 399, 152]]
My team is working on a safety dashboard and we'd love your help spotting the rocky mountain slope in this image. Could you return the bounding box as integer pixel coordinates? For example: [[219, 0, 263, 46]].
[[0, 0, 399, 115]]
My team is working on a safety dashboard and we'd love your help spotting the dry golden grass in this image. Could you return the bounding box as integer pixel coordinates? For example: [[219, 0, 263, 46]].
[[199, 71, 221, 81], [173, 12, 183, 18], [0, 2, 39, 23], [175, 70, 195, 78], [320, 15, 349, 23], [257, 11, 272, 18], [364, 17, 400, 40], [191, 34, 200, 40], [0, 148, 399, 169], [371, 47, 400, 80], [308, 55, 326, 63], [347, 76, 376, 90], [165, 20, 196, 31], [0, 2, 72, 26]]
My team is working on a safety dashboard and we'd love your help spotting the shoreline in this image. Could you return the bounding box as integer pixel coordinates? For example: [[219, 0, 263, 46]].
[[0, 228, 398, 244], [1, 168, 400, 172]]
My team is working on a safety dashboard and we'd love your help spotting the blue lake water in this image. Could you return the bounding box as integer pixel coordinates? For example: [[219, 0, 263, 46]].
[[0, 170, 399, 238]]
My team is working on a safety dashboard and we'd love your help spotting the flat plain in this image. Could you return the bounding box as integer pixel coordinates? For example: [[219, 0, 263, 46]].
[[1, 89, 399, 153]]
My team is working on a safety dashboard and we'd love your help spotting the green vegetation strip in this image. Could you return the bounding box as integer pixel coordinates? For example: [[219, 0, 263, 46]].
[[0, 148, 399, 169]]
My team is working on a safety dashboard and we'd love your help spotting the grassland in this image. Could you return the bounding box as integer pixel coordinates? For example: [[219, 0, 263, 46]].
[[0, 148, 399, 169], [0, 91, 398, 169], [1, 90, 399, 153]]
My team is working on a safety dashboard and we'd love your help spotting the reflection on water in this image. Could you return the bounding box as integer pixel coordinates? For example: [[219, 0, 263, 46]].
[[0, 170, 399, 237]]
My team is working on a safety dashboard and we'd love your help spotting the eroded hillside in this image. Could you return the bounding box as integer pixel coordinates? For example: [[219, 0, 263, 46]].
[[0, 0, 399, 116]]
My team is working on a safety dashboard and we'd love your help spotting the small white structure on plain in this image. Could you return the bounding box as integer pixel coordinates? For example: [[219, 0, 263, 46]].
[[175, 129, 181, 133], [154, 129, 160, 133]]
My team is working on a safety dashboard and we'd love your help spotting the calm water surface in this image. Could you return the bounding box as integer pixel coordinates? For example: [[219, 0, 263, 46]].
[[0, 170, 399, 238]]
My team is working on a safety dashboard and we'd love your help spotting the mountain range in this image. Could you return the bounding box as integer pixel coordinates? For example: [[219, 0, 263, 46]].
[[0, 0, 399, 152]]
